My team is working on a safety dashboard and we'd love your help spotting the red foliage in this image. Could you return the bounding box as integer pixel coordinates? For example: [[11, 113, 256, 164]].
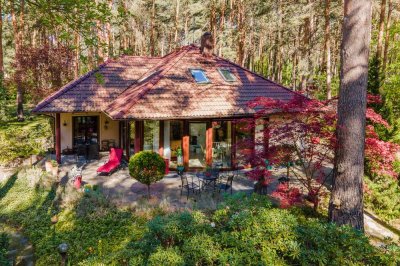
[[271, 183, 303, 208], [242, 93, 399, 209], [365, 137, 400, 178]]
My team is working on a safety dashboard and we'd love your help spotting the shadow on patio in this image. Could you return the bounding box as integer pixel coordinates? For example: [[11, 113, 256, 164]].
[[58, 154, 285, 209]]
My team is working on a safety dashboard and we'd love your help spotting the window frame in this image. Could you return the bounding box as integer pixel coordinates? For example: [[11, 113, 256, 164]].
[[189, 68, 210, 84], [217, 68, 236, 82]]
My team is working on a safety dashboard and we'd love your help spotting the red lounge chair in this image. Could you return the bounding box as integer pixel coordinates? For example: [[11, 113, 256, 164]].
[[97, 148, 123, 175]]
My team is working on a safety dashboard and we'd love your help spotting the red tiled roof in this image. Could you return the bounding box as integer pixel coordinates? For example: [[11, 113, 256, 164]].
[[32, 56, 161, 113], [33, 44, 307, 119]]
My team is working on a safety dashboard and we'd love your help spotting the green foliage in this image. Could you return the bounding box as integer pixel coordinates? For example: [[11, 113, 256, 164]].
[[0, 113, 52, 166], [128, 151, 165, 188], [364, 176, 400, 222], [132, 193, 398, 265], [1, 174, 399, 265], [0, 174, 146, 265], [147, 247, 184, 266], [0, 232, 10, 266]]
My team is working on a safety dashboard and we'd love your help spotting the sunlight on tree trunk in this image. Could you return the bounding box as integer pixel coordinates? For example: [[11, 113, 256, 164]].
[[328, 0, 372, 231]]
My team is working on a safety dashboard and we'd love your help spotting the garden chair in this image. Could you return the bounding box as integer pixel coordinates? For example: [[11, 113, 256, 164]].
[[97, 148, 123, 176], [75, 145, 87, 162], [87, 144, 99, 160], [179, 173, 201, 199], [218, 172, 234, 194]]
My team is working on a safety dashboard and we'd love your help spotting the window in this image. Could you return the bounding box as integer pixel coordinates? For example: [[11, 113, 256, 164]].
[[189, 69, 210, 83], [218, 68, 236, 82]]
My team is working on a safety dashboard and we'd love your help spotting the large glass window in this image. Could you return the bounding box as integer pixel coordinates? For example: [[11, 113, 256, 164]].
[[143, 121, 159, 152], [73, 116, 99, 146], [212, 121, 232, 168], [235, 119, 254, 168], [189, 122, 207, 168]]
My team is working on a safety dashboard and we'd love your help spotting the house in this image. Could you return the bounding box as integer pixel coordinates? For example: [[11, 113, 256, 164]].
[[33, 33, 305, 170]]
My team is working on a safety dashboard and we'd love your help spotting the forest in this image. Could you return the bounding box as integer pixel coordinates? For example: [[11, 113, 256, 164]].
[[0, 0, 400, 264]]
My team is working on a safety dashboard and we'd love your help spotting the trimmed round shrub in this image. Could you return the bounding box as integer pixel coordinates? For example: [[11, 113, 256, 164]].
[[129, 151, 165, 198], [147, 247, 184, 266]]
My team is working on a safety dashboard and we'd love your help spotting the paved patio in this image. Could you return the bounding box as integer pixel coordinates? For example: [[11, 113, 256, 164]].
[[57, 153, 283, 209]]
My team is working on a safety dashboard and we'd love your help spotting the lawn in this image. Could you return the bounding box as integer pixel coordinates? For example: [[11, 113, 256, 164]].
[[0, 167, 399, 265]]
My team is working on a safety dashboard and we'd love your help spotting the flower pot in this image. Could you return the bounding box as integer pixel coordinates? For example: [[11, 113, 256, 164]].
[[45, 161, 53, 173], [74, 176, 82, 189], [51, 166, 59, 176]]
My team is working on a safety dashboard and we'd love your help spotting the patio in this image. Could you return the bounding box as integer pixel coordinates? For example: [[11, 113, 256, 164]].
[[57, 153, 283, 209]]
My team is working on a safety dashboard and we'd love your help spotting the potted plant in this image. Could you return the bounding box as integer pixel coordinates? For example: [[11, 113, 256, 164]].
[[129, 151, 165, 198], [51, 160, 59, 176], [175, 147, 185, 173]]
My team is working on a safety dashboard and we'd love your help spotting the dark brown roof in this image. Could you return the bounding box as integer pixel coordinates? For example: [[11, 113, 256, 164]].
[[34, 45, 306, 119]]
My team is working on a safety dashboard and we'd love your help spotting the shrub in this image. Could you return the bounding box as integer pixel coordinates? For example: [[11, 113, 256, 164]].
[[364, 176, 400, 221], [128, 151, 165, 198], [131, 193, 399, 265], [147, 247, 184, 266], [0, 233, 9, 266]]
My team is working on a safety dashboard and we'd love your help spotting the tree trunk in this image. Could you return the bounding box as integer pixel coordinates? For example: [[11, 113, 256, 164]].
[[376, 0, 386, 61], [12, 0, 25, 121], [236, 0, 245, 66], [74, 33, 80, 79], [174, 0, 180, 46], [382, 0, 392, 73], [0, 0, 3, 76], [328, 0, 372, 231], [324, 0, 332, 99], [150, 0, 156, 56]]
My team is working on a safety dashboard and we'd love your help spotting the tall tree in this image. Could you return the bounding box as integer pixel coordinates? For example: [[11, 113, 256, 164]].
[[12, 0, 25, 121], [328, 0, 372, 231], [382, 0, 393, 73], [0, 0, 3, 76], [376, 0, 387, 61], [324, 0, 332, 99]]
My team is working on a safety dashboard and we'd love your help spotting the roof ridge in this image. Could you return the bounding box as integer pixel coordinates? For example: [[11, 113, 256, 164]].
[[32, 59, 113, 112], [213, 54, 310, 100], [105, 46, 192, 119]]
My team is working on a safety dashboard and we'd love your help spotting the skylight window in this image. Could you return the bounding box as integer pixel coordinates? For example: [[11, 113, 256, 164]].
[[218, 68, 236, 82], [190, 69, 210, 84]]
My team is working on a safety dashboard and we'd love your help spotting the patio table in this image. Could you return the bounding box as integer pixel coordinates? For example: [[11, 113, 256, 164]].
[[197, 172, 218, 191]]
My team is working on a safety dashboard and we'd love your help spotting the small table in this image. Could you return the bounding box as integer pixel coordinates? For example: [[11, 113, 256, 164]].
[[197, 172, 218, 191]]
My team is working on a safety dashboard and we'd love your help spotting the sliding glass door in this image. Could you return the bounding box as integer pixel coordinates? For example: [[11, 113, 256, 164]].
[[73, 116, 99, 146], [189, 122, 207, 168]]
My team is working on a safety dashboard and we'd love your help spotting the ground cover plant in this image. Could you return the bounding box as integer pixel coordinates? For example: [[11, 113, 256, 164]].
[[0, 168, 399, 265], [0, 104, 52, 166]]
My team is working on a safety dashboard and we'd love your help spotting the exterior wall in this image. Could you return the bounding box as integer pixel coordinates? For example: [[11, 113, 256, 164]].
[[59, 112, 119, 151]]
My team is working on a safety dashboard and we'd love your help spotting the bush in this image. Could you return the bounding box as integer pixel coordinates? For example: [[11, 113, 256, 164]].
[[147, 247, 184, 266], [131, 193, 400, 265], [129, 151, 165, 198], [0, 117, 52, 166], [0, 233, 9, 266], [364, 176, 400, 221]]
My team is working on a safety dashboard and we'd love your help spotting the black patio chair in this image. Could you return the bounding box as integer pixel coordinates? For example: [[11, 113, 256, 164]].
[[180, 173, 200, 199], [75, 145, 87, 162], [87, 144, 99, 161], [218, 172, 234, 194]]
